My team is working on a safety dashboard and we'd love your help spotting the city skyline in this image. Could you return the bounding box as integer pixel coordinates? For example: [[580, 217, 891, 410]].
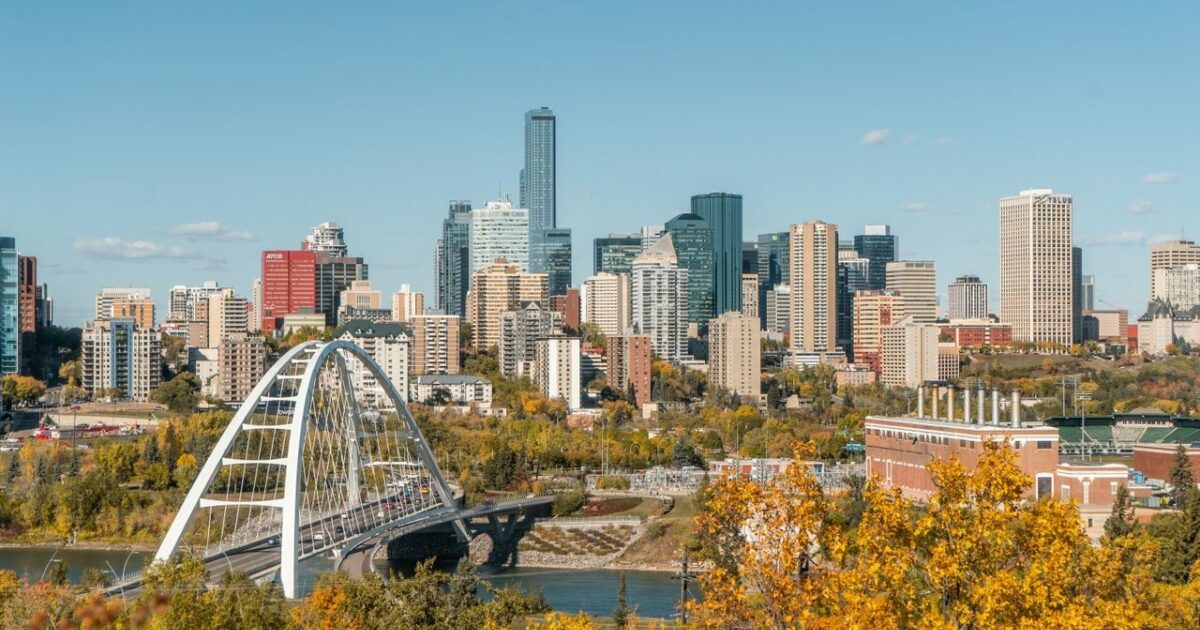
[[2, 3, 1197, 324]]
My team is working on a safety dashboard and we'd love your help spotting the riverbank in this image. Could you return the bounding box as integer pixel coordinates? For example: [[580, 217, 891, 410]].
[[0, 539, 156, 552]]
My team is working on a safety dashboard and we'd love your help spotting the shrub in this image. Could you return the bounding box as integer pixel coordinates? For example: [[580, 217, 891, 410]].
[[553, 488, 587, 517], [596, 476, 631, 490]]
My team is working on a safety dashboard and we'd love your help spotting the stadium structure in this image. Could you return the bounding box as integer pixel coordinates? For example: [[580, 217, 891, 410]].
[[1047, 408, 1200, 456]]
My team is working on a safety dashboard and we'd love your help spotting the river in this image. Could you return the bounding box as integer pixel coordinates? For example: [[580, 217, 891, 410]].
[[0, 547, 691, 620]]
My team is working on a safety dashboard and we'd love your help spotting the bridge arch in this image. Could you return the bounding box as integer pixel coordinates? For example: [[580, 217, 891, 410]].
[[153, 340, 462, 598]]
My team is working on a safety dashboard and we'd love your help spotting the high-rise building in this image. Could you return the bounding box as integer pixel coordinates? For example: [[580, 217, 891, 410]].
[[551, 287, 581, 330], [789, 221, 838, 353], [1149, 240, 1200, 303], [690, 193, 744, 316], [886, 261, 937, 323], [168, 282, 225, 322], [741, 273, 759, 319], [756, 232, 790, 326], [582, 272, 631, 337], [464, 261, 549, 351], [765, 285, 791, 335], [607, 334, 652, 407], [1081, 275, 1095, 312], [205, 290, 249, 345], [315, 252, 368, 326], [250, 278, 262, 333], [261, 250, 316, 333], [469, 201, 530, 275], [390, 284, 422, 322], [111, 297, 156, 330], [303, 221, 348, 257], [1072, 247, 1084, 344], [853, 225, 897, 290], [742, 242, 758, 275], [18, 256, 36, 335], [631, 234, 689, 362], [1153, 264, 1200, 310], [533, 227, 572, 296], [708, 311, 761, 399], [880, 318, 939, 388], [95, 288, 152, 321], [334, 320, 411, 405], [0, 237, 18, 375], [499, 302, 563, 378], [999, 189, 1074, 346], [35, 283, 52, 330], [81, 318, 162, 401], [593, 233, 642, 276], [533, 336, 580, 411], [218, 335, 267, 404], [948, 275, 988, 320], [836, 255, 870, 356], [852, 290, 906, 372], [665, 212, 715, 325], [435, 201, 473, 317], [640, 224, 666, 251], [410, 314, 460, 375], [340, 280, 382, 311], [521, 107, 557, 239]]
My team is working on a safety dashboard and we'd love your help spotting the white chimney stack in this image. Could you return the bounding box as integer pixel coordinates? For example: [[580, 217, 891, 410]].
[[977, 386, 985, 425], [1011, 390, 1021, 428], [917, 385, 925, 417], [991, 388, 1000, 426]]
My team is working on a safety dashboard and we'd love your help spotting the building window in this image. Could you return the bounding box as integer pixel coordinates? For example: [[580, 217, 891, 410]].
[[1036, 474, 1053, 499], [1061, 485, 1070, 500], [1037, 440, 1052, 449], [959, 439, 967, 448], [1111, 482, 1118, 496]]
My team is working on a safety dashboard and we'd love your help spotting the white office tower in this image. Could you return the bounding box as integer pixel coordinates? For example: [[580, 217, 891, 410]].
[[390, 284, 423, 322], [534, 336, 582, 411], [1153, 264, 1200, 311], [639, 224, 666, 251], [304, 221, 348, 257], [168, 281, 224, 321], [886, 261, 938, 323], [334, 320, 411, 406], [880, 317, 940, 388], [999, 189, 1074, 345], [469, 201, 530, 275], [765, 284, 791, 334], [1149, 240, 1200, 303], [708, 311, 761, 399], [789, 221, 838, 353], [95, 287, 151, 320], [631, 234, 689, 362], [582, 272, 631, 337]]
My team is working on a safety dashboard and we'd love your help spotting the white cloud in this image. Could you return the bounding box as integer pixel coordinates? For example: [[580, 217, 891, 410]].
[[1141, 171, 1179, 184], [168, 221, 256, 241], [73, 237, 200, 260], [860, 129, 891, 146], [1128, 200, 1153, 214], [1078, 231, 1146, 246], [900, 202, 928, 212]]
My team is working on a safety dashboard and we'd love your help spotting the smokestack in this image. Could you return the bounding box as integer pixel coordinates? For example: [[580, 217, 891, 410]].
[[991, 388, 1000, 425], [917, 385, 925, 417], [977, 387, 985, 425], [932, 387, 939, 419], [963, 386, 971, 424], [947, 385, 955, 421], [1011, 390, 1021, 428]]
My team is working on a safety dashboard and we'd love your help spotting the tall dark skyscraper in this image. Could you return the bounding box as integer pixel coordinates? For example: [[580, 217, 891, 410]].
[[522, 107, 569, 292], [665, 213, 715, 326], [852, 224, 897, 290], [593, 233, 643, 275], [435, 201, 472, 317], [690, 193, 743, 316], [756, 232, 789, 327]]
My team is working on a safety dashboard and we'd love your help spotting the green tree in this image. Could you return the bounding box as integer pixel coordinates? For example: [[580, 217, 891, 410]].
[[613, 571, 631, 629], [1169, 443, 1196, 507], [5, 453, 19, 486], [152, 371, 201, 414], [671, 440, 703, 469], [1, 375, 46, 406], [1104, 484, 1137, 539], [47, 560, 68, 586]]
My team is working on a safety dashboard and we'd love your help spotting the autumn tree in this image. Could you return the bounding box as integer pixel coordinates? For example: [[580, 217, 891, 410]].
[[1, 375, 46, 406], [152, 371, 201, 414]]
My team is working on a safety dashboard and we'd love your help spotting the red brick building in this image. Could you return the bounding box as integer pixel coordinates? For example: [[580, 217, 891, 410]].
[[552, 288, 581, 330], [607, 334, 652, 407], [939, 322, 1013, 348], [865, 415, 1060, 500], [18, 256, 37, 334], [261, 250, 316, 333], [1132, 443, 1200, 483]]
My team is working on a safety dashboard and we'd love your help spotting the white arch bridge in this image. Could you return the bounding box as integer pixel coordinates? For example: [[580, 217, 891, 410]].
[[111, 340, 550, 599]]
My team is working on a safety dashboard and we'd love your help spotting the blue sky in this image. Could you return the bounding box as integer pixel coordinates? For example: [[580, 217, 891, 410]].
[[2, 2, 1197, 325]]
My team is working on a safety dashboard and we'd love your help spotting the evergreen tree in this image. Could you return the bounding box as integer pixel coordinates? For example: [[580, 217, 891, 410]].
[[1169, 444, 1195, 507], [1104, 484, 1137, 539], [5, 453, 18, 485], [163, 423, 181, 473], [626, 381, 638, 405], [68, 448, 80, 477], [143, 433, 161, 465], [447, 556, 480, 615], [1151, 487, 1200, 584], [613, 571, 631, 629]]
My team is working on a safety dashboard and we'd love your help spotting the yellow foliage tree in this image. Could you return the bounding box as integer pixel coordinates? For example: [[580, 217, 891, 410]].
[[690, 440, 1200, 628]]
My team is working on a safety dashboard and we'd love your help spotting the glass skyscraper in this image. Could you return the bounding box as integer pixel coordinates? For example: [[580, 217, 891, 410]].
[[537, 227, 573, 296], [593, 233, 643, 275], [435, 201, 472, 317], [755, 232, 789, 326], [521, 107, 568, 293], [853, 224, 897, 290], [0, 237, 20, 375], [665, 213, 715, 326], [690, 193, 743, 316], [836, 256, 871, 356]]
